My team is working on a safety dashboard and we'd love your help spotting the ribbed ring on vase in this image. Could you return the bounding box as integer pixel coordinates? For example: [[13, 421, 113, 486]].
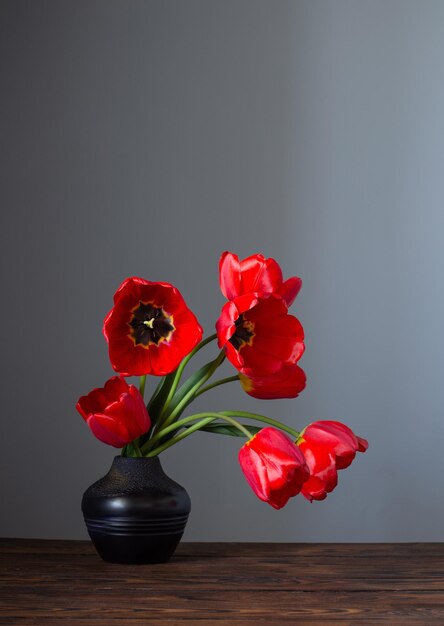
[[84, 513, 189, 536]]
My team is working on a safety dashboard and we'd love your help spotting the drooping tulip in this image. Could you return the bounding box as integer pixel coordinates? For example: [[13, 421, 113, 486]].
[[297, 421, 368, 502], [239, 427, 309, 509]]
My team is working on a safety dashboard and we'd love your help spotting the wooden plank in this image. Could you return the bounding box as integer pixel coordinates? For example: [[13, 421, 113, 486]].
[[1, 540, 444, 625]]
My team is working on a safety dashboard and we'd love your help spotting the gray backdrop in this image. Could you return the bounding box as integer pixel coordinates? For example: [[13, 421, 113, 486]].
[[1, 0, 443, 541]]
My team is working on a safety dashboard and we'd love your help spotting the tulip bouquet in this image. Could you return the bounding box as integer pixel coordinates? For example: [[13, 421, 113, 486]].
[[77, 252, 368, 509]]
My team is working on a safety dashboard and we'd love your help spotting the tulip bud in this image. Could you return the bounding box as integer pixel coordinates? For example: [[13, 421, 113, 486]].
[[76, 376, 151, 447], [239, 427, 309, 509], [298, 421, 368, 502]]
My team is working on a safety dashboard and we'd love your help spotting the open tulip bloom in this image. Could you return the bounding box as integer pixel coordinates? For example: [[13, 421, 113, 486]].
[[77, 251, 368, 509]]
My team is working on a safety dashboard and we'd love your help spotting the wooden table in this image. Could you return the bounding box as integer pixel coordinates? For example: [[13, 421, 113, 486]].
[[1, 540, 443, 624]]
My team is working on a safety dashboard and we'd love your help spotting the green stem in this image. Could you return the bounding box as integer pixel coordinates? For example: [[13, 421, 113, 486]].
[[144, 412, 253, 456], [147, 412, 252, 449], [130, 440, 143, 457], [139, 375, 147, 399], [195, 375, 239, 397], [157, 333, 218, 422], [146, 417, 215, 457], [220, 411, 300, 440], [146, 375, 166, 412], [160, 350, 225, 428], [121, 441, 144, 457]]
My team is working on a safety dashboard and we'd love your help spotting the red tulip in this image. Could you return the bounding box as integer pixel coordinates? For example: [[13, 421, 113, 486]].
[[76, 376, 151, 447], [219, 251, 302, 307], [239, 363, 306, 400], [216, 293, 305, 377], [103, 277, 203, 376], [239, 427, 309, 509], [298, 421, 368, 502]]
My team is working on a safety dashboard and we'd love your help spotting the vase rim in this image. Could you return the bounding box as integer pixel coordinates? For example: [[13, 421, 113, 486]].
[[112, 455, 161, 463]]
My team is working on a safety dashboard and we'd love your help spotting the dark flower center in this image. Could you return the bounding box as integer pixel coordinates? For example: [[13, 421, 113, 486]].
[[129, 302, 175, 347], [230, 314, 255, 350]]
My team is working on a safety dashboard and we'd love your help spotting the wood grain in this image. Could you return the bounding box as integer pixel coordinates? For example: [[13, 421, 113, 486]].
[[1, 540, 443, 625]]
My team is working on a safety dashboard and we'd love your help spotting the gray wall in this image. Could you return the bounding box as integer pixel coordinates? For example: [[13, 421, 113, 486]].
[[1, 0, 443, 541]]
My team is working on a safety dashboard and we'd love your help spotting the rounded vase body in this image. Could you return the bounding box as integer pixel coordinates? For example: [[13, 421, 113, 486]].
[[82, 456, 191, 564]]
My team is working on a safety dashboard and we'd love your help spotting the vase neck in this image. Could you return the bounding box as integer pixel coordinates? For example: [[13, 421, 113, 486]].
[[111, 455, 162, 473]]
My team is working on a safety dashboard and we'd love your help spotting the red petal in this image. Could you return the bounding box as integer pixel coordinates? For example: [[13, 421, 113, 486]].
[[148, 340, 187, 376], [303, 421, 366, 470], [270, 463, 310, 509], [357, 436, 369, 452], [216, 301, 239, 347], [250, 332, 300, 364], [76, 397, 92, 421], [86, 413, 131, 447], [239, 255, 283, 294], [108, 336, 153, 376], [127, 385, 151, 433], [238, 343, 285, 376], [103, 302, 133, 344], [267, 485, 295, 509], [102, 376, 128, 401], [240, 319, 304, 375], [112, 276, 149, 305], [278, 277, 302, 307], [300, 444, 338, 501], [76, 376, 129, 419], [239, 445, 270, 502], [104, 394, 148, 441], [76, 391, 107, 419], [172, 301, 202, 328], [250, 299, 304, 341], [219, 251, 241, 300], [246, 293, 287, 323], [240, 364, 306, 400], [248, 300, 305, 353], [142, 282, 187, 313], [232, 292, 260, 315], [223, 341, 245, 371], [301, 476, 328, 502], [249, 428, 300, 462]]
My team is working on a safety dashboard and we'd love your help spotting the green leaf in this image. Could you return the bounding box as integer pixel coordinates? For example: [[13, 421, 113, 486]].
[[186, 423, 262, 438], [138, 375, 176, 447], [146, 374, 175, 421]]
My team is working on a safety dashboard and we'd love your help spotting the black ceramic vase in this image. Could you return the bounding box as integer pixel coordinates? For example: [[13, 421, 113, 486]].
[[82, 456, 191, 564]]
